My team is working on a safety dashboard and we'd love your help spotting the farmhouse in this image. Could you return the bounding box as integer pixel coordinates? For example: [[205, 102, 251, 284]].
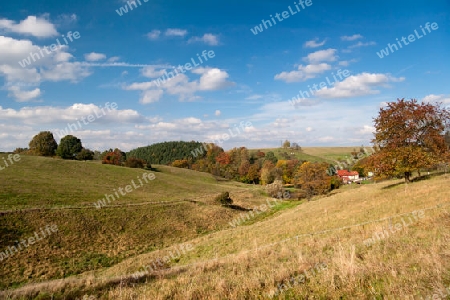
[[337, 170, 359, 183]]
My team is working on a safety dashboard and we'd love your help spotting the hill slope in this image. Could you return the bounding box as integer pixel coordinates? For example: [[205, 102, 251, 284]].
[[2, 155, 449, 299], [0, 155, 271, 290]]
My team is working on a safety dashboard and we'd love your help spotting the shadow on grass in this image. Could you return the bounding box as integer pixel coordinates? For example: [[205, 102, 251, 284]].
[[224, 204, 252, 211], [382, 171, 447, 190]]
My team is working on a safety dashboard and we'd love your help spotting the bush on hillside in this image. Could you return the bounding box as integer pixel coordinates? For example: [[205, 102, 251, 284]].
[[13, 147, 28, 154], [266, 180, 284, 198], [215, 192, 233, 206], [125, 157, 146, 168], [76, 148, 94, 161]]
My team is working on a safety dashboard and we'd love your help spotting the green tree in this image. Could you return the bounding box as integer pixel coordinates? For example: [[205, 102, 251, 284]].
[[56, 135, 83, 159], [265, 151, 278, 164], [29, 131, 58, 156], [76, 148, 94, 160], [282, 140, 291, 148]]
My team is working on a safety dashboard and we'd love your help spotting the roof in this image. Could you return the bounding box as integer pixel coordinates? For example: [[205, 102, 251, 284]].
[[336, 170, 359, 176]]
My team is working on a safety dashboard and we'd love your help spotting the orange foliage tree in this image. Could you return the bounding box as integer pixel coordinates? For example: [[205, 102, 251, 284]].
[[293, 161, 331, 200], [366, 99, 450, 182]]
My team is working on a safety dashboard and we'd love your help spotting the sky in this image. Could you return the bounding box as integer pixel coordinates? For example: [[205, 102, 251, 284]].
[[0, 0, 449, 152]]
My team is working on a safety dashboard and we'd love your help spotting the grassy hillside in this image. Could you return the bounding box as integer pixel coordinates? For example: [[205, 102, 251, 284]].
[[2, 154, 449, 299], [249, 148, 333, 163], [250, 147, 361, 164], [302, 146, 360, 161], [0, 155, 276, 290]]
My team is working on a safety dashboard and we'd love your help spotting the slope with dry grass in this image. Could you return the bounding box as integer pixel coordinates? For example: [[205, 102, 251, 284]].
[[3, 168, 449, 299]]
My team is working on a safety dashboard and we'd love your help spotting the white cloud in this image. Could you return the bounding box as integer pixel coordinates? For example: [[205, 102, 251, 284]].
[[124, 67, 235, 103], [0, 35, 92, 101], [358, 125, 375, 135], [84, 52, 107, 61], [215, 110, 221, 116], [338, 59, 357, 67], [7, 86, 41, 102], [274, 63, 331, 83], [341, 34, 363, 41], [108, 56, 120, 63], [304, 49, 337, 63], [140, 89, 164, 104], [41, 62, 92, 82], [315, 73, 405, 98], [188, 34, 219, 46], [147, 30, 161, 40], [422, 94, 450, 104], [141, 66, 168, 78], [0, 16, 58, 38], [165, 28, 188, 37], [348, 41, 376, 49], [304, 38, 326, 48], [245, 94, 263, 100], [196, 68, 235, 90]]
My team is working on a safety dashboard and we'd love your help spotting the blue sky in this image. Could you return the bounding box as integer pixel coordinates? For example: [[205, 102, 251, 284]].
[[0, 0, 449, 151]]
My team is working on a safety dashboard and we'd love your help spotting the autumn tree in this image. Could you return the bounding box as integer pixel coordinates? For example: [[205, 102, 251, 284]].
[[293, 162, 331, 200], [282, 140, 290, 148], [247, 163, 260, 184], [260, 161, 276, 184], [102, 148, 126, 166], [29, 131, 58, 156], [367, 99, 450, 182]]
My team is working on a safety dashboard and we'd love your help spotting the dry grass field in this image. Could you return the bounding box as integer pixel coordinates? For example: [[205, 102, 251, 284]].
[[1, 154, 449, 299]]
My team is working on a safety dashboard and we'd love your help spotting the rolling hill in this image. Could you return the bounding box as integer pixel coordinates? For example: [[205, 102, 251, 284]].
[[1, 154, 449, 299]]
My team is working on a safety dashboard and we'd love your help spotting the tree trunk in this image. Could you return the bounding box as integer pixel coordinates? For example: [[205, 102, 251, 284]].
[[404, 171, 411, 182]]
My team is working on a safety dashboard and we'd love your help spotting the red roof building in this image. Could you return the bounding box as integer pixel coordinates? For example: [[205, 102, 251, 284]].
[[336, 170, 359, 182]]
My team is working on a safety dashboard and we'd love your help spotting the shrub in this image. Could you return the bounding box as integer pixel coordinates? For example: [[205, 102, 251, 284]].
[[125, 157, 146, 168], [172, 159, 189, 168], [266, 180, 284, 197], [215, 192, 233, 206], [76, 148, 94, 161], [13, 147, 28, 154]]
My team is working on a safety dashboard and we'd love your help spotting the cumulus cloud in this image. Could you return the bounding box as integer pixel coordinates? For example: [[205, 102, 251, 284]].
[[84, 52, 107, 61], [124, 67, 235, 103], [7, 86, 41, 102], [165, 28, 188, 37], [215, 110, 221, 116], [422, 94, 450, 104], [188, 34, 219, 46], [347, 41, 376, 49], [315, 73, 405, 98], [304, 49, 337, 63], [147, 30, 161, 40], [0, 34, 91, 101], [341, 34, 363, 41], [0, 16, 58, 38], [275, 63, 331, 83], [304, 38, 326, 48]]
